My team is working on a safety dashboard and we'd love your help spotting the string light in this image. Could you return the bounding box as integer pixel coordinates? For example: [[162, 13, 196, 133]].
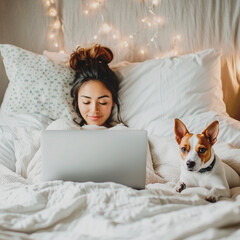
[[124, 41, 129, 48], [112, 34, 118, 39], [44, 0, 51, 7], [43, 0, 62, 51], [49, 33, 55, 39], [53, 20, 61, 29], [91, 2, 100, 9], [48, 7, 57, 17], [101, 23, 111, 33], [43, 0, 184, 58]]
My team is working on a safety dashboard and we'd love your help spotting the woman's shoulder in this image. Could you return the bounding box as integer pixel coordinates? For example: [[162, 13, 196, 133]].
[[46, 118, 80, 130]]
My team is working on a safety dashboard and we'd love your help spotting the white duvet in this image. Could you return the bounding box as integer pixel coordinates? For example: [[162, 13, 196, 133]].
[[0, 113, 240, 240]]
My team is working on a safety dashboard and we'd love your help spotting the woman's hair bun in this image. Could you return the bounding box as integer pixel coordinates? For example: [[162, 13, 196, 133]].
[[69, 44, 113, 71]]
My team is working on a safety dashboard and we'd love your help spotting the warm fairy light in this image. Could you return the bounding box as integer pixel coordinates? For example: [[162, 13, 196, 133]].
[[124, 41, 129, 48], [48, 7, 57, 17], [147, 22, 152, 27], [43, 0, 61, 50], [44, 0, 51, 7], [112, 34, 118, 39], [176, 35, 181, 40], [101, 23, 111, 33], [49, 33, 55, 39], [43, 0, 184, 59], [91, 2, 100, 9], [152, 0, 159, 6], [53, 20, 61, 29]]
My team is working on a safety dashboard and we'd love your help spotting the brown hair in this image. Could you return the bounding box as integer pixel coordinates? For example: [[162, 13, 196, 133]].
[[69, 44, 122, 127]]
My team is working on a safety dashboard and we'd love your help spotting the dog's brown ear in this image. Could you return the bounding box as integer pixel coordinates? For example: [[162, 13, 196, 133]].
[[174, 118, 189, 145], [202, 120, 219, 145]]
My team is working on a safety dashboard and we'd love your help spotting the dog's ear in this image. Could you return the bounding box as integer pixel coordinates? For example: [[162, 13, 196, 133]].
[[202, 120, 219, 145], [174, 118, 189, 145]]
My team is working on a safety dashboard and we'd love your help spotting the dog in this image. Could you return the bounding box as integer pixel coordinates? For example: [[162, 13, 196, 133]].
[[174, 118, 240, 202]]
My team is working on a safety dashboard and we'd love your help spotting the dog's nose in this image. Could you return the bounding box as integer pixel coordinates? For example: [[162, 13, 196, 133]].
[[186, 160, 195, 168]]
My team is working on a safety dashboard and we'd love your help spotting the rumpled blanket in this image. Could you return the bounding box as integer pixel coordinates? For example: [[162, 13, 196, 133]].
[[0, 118, 240, 239]]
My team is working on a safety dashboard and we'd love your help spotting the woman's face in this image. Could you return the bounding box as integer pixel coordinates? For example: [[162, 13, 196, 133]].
[[78, 80, 115, 126]]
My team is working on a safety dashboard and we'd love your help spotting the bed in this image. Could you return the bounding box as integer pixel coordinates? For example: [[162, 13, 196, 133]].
[[0, 0, 240, 239]]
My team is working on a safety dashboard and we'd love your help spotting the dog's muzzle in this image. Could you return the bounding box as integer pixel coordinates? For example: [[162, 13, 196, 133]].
[[186, 160, 195, 171]]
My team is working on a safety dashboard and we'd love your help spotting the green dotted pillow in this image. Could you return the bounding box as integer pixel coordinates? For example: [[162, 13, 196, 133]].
[[0, 44, 76, 120]]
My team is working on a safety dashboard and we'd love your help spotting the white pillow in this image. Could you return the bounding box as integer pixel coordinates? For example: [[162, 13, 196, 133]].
[[148, 135, 180, 183], [0, 44, 76, 120], [112, 49, 227, 135]]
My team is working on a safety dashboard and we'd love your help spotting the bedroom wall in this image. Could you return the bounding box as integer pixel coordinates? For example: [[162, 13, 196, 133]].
[[0, 0, 52, 104], [0, 0, 240, 120]]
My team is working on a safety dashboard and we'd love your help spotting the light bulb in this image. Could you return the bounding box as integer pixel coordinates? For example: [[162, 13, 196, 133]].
[[49, 33, 55, 39], [112, 34, 118, 39], [49, 7, 57, 17], [91, 2, 100, 8], [53, 20, 61, 29], [175, 35, 181, 40], [93, 35, 98, 40], [101, 23, 111, 33], [140, 49, 145, 55], [44, 0, 51, 7]]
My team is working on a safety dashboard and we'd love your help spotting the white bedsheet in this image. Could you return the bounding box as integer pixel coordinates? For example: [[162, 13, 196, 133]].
[[0, 114, 240, 239]]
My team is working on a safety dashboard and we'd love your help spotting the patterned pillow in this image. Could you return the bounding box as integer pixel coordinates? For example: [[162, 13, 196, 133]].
[[0, 44, 76, 120]]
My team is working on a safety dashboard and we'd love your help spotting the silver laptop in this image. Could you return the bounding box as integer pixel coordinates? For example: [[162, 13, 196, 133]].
[[41, 129, 147, 189]]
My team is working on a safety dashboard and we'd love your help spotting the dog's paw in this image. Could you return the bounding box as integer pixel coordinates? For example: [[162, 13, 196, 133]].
[[176, 182, 186, 193], [205, 196, 217, 203]]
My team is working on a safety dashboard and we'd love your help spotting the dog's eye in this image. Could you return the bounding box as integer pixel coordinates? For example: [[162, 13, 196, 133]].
[[198, 148, 206, 154], [181, 147, 187, 153]]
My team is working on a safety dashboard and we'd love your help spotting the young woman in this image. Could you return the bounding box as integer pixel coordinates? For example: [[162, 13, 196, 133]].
[[69, 44, 122, 128], [44, 44, 162, 185]]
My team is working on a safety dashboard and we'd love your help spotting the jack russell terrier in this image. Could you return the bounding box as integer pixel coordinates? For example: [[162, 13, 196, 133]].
[[174, 118, 240, 202]]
